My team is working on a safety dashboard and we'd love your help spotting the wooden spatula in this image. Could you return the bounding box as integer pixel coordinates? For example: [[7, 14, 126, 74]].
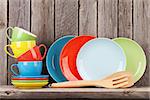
[[50, 71, 134, 88]]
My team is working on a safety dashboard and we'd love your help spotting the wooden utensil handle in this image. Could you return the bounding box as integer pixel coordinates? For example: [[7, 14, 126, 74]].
[[51, 80, 95, 88]]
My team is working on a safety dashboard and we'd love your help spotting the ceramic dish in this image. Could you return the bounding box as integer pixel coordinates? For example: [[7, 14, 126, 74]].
[[12, 80, 48, 83], [113, 37, 146, 82], [76, 38, 126, 80], [12, 82, 48, 89], [60, 35, 95, 81], [46, 35, 75, 82], [12, 75, 49, 78], [12, 78, 48, 80]]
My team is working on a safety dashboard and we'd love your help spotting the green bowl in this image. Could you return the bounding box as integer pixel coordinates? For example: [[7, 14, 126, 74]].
[[113, 37, 146, 83]]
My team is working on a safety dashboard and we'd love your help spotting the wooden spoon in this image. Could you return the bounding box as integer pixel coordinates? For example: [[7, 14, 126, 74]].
[[50, 71, 134, 88]]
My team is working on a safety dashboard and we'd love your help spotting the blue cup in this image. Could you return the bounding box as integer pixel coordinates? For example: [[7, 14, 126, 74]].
[[10, 61, 42, 76]]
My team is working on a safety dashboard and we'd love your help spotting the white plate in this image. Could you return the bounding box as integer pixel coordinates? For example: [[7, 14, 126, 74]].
[[76, 38, 126, 80]]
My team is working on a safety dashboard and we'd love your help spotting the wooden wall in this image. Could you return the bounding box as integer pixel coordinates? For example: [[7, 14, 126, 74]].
[[0, 0, 149, 86]]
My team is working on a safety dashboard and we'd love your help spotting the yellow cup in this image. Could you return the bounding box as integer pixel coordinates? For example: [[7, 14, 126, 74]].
[[4, 41, 36, 58]]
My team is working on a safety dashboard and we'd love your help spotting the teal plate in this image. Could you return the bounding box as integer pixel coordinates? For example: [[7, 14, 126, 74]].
[[46, 35, 75, 82]]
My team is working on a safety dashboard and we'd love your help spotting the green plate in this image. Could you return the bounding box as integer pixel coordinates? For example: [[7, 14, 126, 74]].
[[113, 37, 146, 83], [12, 80, 48, 83]]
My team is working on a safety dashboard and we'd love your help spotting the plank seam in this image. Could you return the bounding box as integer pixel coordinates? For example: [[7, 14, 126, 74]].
[[117, 0, 119, 37], [6, 0, 9, 85], [96, 0, 98, 37], [78, 0, 80, 36], [132, 0, 134, 39], [54, 0, 56, 40], [30, 0, 31, 32]]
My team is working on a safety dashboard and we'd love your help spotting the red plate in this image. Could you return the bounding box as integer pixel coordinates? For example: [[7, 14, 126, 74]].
[[60, 35, 95, 81], [12, 78, 48, 80]]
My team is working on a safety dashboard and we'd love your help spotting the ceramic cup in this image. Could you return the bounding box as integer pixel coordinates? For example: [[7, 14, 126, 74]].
[[10, 61, 42, 76], [4, 41, 36, 58], [6, 27, 37, 42], [17, 44, 47, 61]]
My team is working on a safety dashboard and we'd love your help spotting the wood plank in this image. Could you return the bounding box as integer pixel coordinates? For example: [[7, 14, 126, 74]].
[[98, 0, 118, 38], [0, 86, 150, 99], [133, 0, 150, 86], [31, 0, 54, 81], [0, 0, 7, 85], [118, 0, 132, 38], [31, 0, 54, 45], [79, 0, 97, 36], [8, 0, 31, 84], [55, 0, 78, 39]]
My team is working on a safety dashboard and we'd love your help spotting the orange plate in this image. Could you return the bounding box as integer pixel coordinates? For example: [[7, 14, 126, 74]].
[[60, 35, 95, 81], [12, 78, 48, 80]]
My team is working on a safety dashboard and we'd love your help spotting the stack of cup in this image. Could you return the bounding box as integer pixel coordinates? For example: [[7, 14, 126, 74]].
[[4, 27, 48, 88]]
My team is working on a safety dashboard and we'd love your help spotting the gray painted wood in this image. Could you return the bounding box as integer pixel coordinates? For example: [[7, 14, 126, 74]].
[[55, 0, 78, 39], [98, 0, 118, 38], [31, 0, 54, 45], [8, 0, 31, 84], [133, 0, 150, 86], [0, 0, 149, 90], [31, 0, 54, 80], [118, 0, 132, 38], [0, 86, 150, 99], [0, 0, 7, 85], [79, 0, 97, 36]]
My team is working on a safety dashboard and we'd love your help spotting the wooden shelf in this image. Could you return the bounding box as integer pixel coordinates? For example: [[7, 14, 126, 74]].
[[0, 85, 150, 99]]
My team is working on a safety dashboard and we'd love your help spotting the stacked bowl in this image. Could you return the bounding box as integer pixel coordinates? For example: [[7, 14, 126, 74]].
[[4, 27, 48, 89], [46, 35, 146, 86]]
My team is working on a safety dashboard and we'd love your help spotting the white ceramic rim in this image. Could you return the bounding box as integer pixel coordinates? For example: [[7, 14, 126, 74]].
[[15, 27, 37, 37], [76, 38, 127, 80]]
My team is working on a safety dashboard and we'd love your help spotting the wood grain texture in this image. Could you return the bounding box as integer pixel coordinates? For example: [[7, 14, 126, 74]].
[[0, 0, 149, 90], [118, 0, 132, 38], [8, 0, 31, 85], [98, 0, 118, 38], [79, 0, 97, 36], [0, 86, 150, 99], [0, 0, 7, 85], [31, 0, 54, 45], [31, 0, 54, 81], [133, 0, 150, 86], [55, 0, 78, 39]]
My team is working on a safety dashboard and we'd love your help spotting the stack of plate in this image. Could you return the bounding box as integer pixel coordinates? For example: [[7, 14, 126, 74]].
[[11, 75, 49, 89], [46, 35, 146, 84]]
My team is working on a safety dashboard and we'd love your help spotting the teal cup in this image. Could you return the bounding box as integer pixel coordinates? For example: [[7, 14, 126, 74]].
[[10, 61, 42, 76]]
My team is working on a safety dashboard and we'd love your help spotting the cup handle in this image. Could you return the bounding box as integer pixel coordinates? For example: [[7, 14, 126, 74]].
[[38, 44, 47, 60], [4, 45, 16, 58], [5, 27, 13, 41], [10, 64, 19, 76]]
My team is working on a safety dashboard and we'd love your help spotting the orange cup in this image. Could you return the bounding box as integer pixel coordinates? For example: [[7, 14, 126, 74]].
[[17, 44, 47, 61]]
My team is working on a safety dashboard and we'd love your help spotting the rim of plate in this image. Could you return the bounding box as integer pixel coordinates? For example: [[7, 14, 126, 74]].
[[46, 35, 75, 82], [59, 35, 96, 80], [12, 82, 48, 84], [76, 38, 127, 76], [113, 37, 147, 82], [15, 27, 37, 37], [12, 75, 49, 78]]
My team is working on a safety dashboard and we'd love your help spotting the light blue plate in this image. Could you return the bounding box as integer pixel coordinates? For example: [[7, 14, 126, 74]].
[[12, 75, 49, 78], [46, 35, 75, 82], [76, 38, 126, 80]]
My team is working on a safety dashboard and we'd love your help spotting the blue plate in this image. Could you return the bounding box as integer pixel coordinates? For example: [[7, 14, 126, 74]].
[[46, 35, 75, 82], [12, 75, 49, 78]]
